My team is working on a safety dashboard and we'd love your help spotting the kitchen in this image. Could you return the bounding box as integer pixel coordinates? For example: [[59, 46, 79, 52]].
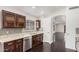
[[0, 6, 79, 52], [0, 6, 43, 52]]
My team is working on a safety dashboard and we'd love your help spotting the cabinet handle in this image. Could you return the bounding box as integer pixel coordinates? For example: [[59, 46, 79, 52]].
[[7, 42, 13, 45]]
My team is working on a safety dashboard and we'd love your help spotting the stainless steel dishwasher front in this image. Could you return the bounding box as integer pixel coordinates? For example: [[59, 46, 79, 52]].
[[23, 37, 32, 52]]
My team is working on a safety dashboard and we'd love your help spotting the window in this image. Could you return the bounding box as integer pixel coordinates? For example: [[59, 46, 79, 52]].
[[26, 20, 35, 30]]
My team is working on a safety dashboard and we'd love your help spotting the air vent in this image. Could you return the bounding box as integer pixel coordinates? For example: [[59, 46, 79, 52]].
[[69, 6, 79, 10]]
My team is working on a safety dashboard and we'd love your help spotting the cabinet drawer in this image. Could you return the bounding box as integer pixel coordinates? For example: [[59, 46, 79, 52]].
[[4, 41, 15, 46]]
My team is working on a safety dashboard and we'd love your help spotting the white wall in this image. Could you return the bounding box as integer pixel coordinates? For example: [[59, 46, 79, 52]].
[[55, 24, 64, 32], [0, 6, 36, 29], [65, 7, 79, 50], [41, 16, 53, 44]]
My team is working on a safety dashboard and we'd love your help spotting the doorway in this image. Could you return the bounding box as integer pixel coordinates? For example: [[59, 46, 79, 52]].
[[51, 15, 66, 52]]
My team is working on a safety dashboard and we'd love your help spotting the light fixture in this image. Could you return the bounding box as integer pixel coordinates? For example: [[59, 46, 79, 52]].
[[32, 6, 36, 9]]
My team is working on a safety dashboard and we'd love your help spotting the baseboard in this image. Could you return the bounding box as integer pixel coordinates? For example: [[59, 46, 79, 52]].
[[66, 48, 77, 52], [43, 41, 53, 44]]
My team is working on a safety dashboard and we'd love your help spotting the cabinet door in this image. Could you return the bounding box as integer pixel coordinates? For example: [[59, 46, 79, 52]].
[[36, 35, 40, 45], [39, 34, 43, 42], [32, 36, 36, 47], [2, 10, 16, 28], [4, 41, 16, 52], [16, 14, 26, 28], [32, 34, 43, 47], [15, 39, 23, 52], [37, 34, 43, 45], [32, 35, 39, 47]]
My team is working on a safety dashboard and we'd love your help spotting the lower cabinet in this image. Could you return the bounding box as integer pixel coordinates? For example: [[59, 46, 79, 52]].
[[32, 33, 43, 47], [4, 38, 23, 52], [3, 33, 43, 52], [4, 40, 16, 52], [15, 39, 23, 52]]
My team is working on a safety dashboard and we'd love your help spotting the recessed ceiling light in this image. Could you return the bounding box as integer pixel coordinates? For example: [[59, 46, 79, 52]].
[[32, 6, 36, 9]]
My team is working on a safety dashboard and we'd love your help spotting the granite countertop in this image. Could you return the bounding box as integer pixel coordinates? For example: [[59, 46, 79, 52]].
[[0, 31, 43, 43]]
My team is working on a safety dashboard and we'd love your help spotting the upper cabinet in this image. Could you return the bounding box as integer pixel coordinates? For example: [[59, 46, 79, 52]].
[[16, 14, 26, 28], [36, 20, 41, 30], [2, 10, 16, 28], [2, 10, 26, 28]]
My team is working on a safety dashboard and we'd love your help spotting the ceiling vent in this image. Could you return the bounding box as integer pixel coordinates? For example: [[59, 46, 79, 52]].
[[69, 6, 79, 10]]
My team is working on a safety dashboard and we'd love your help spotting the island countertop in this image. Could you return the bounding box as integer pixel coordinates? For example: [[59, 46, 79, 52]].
[[0, 31, 43, 43]]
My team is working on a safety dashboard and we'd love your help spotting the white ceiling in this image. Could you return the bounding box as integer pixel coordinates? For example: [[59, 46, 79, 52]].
[[16, 6, 66, 17]]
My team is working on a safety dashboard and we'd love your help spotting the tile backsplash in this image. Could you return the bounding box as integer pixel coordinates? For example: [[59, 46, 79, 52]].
[[0, 28, 23, 35]]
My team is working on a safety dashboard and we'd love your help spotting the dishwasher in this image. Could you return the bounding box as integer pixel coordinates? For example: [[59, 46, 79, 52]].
[[23, 37, 32, 52]]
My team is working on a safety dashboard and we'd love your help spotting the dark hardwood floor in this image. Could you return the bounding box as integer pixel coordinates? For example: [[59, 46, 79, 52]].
[[26, 33, 76, 52], [52, 32, 76, 52], [26, 42, 76, 52], [26, 42, 51, 52]]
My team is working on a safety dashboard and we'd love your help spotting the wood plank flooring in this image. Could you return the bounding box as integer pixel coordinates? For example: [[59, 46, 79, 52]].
[[26, 42, 76, 52]]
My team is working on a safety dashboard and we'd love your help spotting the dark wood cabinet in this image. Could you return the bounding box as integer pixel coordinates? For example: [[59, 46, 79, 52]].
[[36, 20, 41, 30], [2, 10, 26, 28], [32, 35, 37, 47], [2, 10, 16, 28], [4, 40, 16, 52], [16, 14, 26, 28], [32, 33, 43, 47], [15, 39, 23, 52], [4, 38, 23, 52], [38, 34, 43, 42]]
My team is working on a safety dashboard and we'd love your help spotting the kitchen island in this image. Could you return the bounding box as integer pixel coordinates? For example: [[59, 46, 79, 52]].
[[0, 31, 43, 52]]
